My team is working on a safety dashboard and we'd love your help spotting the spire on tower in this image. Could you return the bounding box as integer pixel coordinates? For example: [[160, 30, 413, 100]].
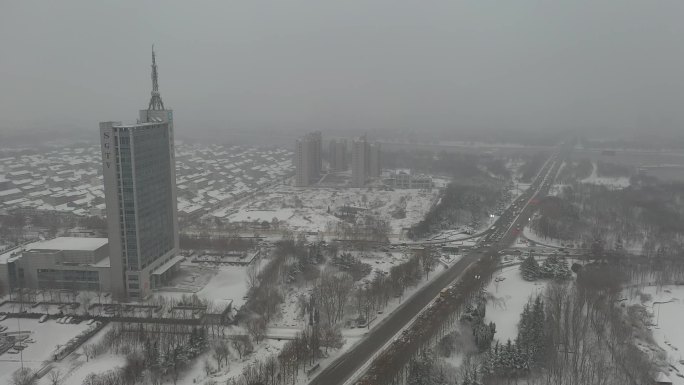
[[148, 45, 165, 111]]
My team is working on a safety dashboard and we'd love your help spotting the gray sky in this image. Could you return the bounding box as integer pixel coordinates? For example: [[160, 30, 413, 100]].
[[2, 0, 684, 141]]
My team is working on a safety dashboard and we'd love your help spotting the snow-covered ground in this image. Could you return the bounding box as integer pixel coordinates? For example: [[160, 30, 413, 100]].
[[211, 184, 441, 237], [155, 262, 252, 308], [521, 226, 561, 248], [627, 285, 684, 385], [581, 162, 630, 189], [485, 265, 547, 343], [0, 318, 92, 384]]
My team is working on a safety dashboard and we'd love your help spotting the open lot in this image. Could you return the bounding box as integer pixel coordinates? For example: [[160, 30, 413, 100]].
[[0, 318, 92, 384], [155, 262, 252, 308], [211, 184, 441, 237]]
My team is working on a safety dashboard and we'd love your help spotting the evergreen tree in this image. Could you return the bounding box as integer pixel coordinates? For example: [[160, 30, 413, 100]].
[[540, 255, 571, 280], [520, 255, 540, 281], [531, 296, 546, 361], [501, 340, 515, 373], [555, 257, 572, 279]]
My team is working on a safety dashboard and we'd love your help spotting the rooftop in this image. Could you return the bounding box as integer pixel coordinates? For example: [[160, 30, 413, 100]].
[[26, 237, 108, 252]]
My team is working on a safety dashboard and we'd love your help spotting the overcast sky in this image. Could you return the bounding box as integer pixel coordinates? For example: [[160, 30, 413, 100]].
[[2, 0, 683, 141]]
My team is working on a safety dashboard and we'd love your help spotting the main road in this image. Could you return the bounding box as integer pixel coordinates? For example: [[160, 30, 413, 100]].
[[308, 146, 567, 385]]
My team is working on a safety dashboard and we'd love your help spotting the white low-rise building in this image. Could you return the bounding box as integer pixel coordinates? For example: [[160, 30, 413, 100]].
[[0, 237, 113, 294]]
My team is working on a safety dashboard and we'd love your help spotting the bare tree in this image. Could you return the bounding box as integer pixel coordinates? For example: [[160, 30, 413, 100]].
[[232, 335, 253, 360], [246, 316, 267, 344], [212, 340, 230, 370], [314, 270, 353, 327], [46, 370, 62, 385], [320, 324, 344, 353], [246, 261, 259, 291], [417, 247, 438, 279], [203, 358, 214, 376], [79, 292, 93, 316]]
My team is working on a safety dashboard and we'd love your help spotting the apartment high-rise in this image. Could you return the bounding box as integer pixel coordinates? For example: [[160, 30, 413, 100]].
[[100, 47, 180, 299], [295, 131, 322, 187], [352, 136, 381, 187], [328, 139, 348, 172], [368, 142, 381, 178], [351, 137, 368, 187]]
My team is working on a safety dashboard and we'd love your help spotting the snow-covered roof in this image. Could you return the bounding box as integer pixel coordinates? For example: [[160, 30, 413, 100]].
[[0, 188, 21, 197], [26, 237, 108, 251]]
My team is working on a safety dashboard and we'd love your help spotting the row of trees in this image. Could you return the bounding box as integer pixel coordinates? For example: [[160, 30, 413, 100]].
[[225, 323, 343, 385], [228, 248, 438, 384], [82, 324, 209, 385], [410, 264, 656, 385], [531, 177, 684, 259], [326, 214, 391, 242], [409, 180, 505, 240], [459, 300, 497, 352], [329, 252, 372, 281], [470, 280, 653, 384], [239, 238, 317, 323]]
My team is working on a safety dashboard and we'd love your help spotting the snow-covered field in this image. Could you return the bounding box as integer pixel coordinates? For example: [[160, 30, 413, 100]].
[[521, 226, 565, 249], [211, 184, 440, 237], [485, 265, 547, 343], [580, 162, 631, 189], [627, 285, 684, 385], [155, 262, 252, 308]]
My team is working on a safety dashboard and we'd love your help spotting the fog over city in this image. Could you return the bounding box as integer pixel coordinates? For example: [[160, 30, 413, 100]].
[[2, 0, 684, 144], [3, 2, 684, 385]]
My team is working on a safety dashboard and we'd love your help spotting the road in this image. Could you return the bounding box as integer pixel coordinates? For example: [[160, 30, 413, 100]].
[[308, 146, 567, 385]]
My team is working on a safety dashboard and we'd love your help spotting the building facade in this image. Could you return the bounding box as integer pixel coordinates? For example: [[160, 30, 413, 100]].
[[351, 137, 368, 187], [328, 139, 348, 172], [368, 142, 381, 178], [100, 48, 180, 299], [351, 136, 382, 187], [388, 169, 433, 190], [0, 237, 112, 295], [295, 131, 322, 187]]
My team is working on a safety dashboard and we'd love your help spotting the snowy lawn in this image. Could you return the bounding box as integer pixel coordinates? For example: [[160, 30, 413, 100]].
[[485, 265, 547, 343]]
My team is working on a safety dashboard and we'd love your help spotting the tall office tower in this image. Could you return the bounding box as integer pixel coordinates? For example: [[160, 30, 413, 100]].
[[351, 137, 368, 187], [295, 132, 323, 187], [100, 47, 180, 299], [368, 142, 381, 178], [328, 139, 348, 172]]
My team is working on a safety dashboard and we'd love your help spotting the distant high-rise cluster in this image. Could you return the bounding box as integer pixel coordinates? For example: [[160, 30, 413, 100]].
[[295, 131, 322, 187], [351, 136, 381, 187], [295, 132, 381, 187]]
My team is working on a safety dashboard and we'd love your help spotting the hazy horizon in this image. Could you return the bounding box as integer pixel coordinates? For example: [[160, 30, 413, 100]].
[[2, 1, 684, 143]]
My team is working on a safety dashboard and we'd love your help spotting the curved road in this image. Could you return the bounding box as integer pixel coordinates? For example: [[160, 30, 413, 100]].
[[308, 146, 567, 385]]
